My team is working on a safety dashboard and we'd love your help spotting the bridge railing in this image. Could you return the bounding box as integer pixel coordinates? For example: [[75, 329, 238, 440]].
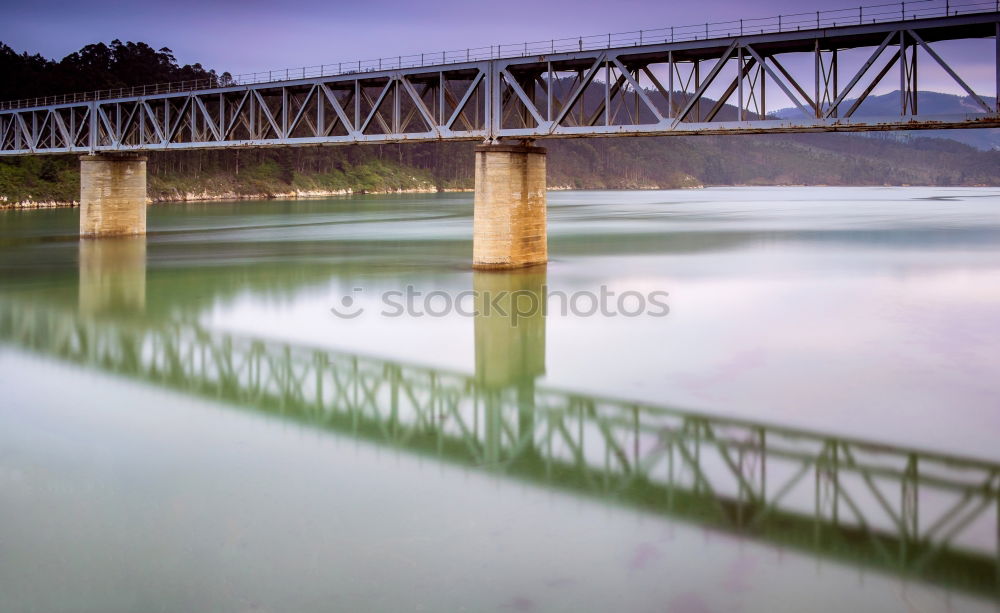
[[0, 0, 996, 111]]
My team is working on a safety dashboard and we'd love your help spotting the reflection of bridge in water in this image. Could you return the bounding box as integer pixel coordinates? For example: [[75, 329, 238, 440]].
[[0, 240, 998, 599]]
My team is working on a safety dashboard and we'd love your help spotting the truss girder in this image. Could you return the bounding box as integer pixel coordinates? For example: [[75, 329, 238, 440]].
[[0, 12, 998, 155]]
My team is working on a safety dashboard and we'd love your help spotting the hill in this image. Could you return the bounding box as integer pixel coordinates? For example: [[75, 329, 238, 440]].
[[773, 90, 1000, 151]]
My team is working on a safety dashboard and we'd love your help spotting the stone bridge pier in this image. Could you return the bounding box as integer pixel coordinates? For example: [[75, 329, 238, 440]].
[[472, 143, 547, 270], [79, 154, 147, 238]]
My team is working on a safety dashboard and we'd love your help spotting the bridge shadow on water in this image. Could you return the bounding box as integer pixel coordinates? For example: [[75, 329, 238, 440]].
[[0, 236, 998, 600]]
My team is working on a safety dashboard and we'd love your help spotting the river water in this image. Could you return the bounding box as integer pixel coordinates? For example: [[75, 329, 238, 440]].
[[1, 187, 998, 612]]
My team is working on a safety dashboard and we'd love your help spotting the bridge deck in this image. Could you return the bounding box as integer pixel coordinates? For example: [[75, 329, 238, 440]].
[[1, 10, 998, 155]]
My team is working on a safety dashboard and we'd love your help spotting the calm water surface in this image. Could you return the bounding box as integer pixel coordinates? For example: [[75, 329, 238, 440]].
[[1, 187, 999, 612]]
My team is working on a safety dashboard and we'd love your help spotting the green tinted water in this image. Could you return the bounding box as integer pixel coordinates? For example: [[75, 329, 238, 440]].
[[1, 187, 999, 612]]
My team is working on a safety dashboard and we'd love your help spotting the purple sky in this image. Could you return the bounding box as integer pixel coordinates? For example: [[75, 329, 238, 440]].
[[3, 0, 994, 98]]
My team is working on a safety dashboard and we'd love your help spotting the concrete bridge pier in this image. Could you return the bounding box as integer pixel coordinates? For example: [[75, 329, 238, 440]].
[[472, 143, 547, 269], [80, 154, 147, 238]]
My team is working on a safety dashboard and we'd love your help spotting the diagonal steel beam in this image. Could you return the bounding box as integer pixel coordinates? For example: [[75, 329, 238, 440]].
[[120, 102, 143, 144], [318, 84, 356, 135], [193, 96, 222, 141], [500, 69, 547, 128], [399, 76, 438, 133], [251, 90, 282, 138], [141, 102, 166, 143], [286, 85, 318, 136], [72, 107, 90, 147], [672, 41, 739, 127], [704, 57, 757, 122], [445, 71, 484, 131], [49, 110, 71, 148], [824, 31, 897, 119], [0, 116, 12, 149], [587, 73, 628, 126], [15, 114, 36, 151], [222, 91, 251, 138], [843, 49, 901, 117], [767, 55, 817, 115], [553, 54, 605, 128], [907, 29, 992, 113], [96, 105, 118, 145], [640, 66, 674, 118], [359, 80, 393, 134], [610, 57, 664, 123], [164, 96, 193, 143], [743, 45, 813, 119]]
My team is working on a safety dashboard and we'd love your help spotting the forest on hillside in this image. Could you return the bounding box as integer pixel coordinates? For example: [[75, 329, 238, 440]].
[[1, 40, 998, 205]]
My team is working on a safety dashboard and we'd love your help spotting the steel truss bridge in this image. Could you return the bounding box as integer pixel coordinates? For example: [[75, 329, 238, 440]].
[[1, 9, 999, 155], [2, 301, 997, 598]]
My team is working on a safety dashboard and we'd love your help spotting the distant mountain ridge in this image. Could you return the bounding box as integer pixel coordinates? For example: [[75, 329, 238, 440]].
[[773, 91, 1000, 150]]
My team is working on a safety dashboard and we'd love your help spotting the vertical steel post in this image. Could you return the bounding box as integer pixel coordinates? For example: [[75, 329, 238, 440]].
[[316, 87, 324, 137], [281, 88, 288, 139], [634, 69, 639, 124], [138, 102, 145, 146], [760, 58, 766, 118], [247, 93, 254, 138], [900, 30, 906, 115], [832, 48, 838, 117], [393, 77, 400, 133], [695, 60, 700, 121], [668, 51, 674, 117], [190, 96, 197, 143], [439, 71, 445, 126], [215, 93, 224, 142], [489, 60, 500, 140], [738, 46, 744, 121], [547, 61, 553, 122], [354, 81, 361, 134], [605, 59, 611, 126], [815, 40, 821, 118]]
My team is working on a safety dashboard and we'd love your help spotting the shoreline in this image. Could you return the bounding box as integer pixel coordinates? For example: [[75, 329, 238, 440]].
[[7, 182, 998, 211], [0, 183, 585, 210]]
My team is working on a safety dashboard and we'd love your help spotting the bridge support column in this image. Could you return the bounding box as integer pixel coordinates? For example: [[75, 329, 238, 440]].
[[472, 144, 547, 269], [80, 154, 147, 238]]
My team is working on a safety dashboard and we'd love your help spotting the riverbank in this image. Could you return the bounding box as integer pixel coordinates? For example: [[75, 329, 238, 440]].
[[0, 183, 585, 210], [3, 132, 997, 210]]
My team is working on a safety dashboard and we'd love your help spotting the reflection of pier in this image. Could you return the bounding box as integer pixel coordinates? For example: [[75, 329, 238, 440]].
[[2, 299, 998, 598], [78, 238, 146, 315]]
